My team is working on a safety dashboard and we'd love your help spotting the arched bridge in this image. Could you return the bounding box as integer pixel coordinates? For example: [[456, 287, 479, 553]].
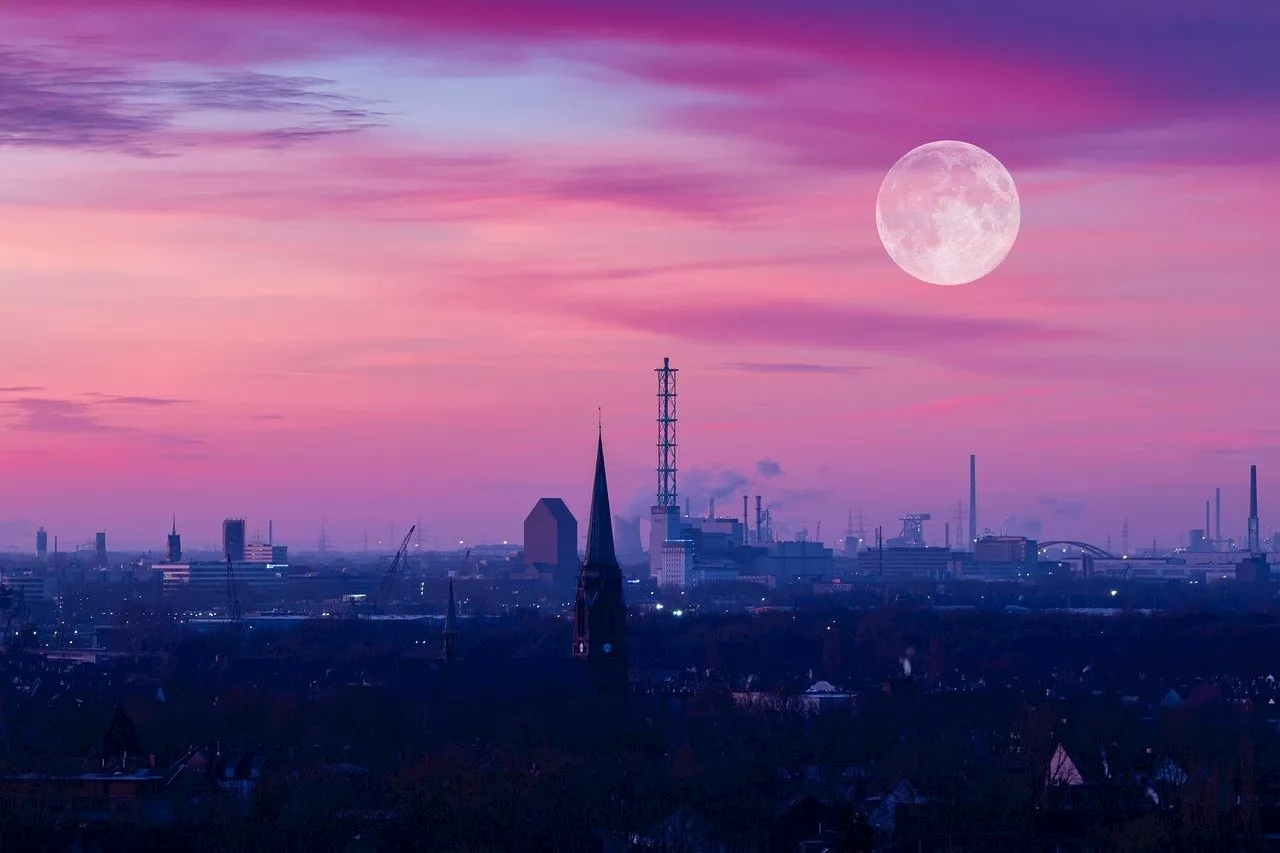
[[1037, 540, 1116, 559]]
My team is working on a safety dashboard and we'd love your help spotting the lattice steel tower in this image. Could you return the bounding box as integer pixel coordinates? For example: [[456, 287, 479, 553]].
[[655, 357, 678, 507]]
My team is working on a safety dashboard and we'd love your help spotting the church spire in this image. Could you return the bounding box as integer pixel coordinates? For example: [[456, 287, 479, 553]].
[[584, 430, 617, 569], [441, 580, 459, 662], [573, 426, 627, 694]]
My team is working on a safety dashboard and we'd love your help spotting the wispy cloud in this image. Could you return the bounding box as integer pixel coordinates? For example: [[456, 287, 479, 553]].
[[720, 362, 870, 375], [0, 397, 200, 446], [0, 47, 379, 154], [564, 299, 1096, 377], [83, 393, 189, 406]]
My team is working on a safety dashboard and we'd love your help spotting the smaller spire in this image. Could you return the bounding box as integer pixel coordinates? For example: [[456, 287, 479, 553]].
[[171, 515, 177, 535], [444, 580, 457, 633], [441, 580, 459, 662]]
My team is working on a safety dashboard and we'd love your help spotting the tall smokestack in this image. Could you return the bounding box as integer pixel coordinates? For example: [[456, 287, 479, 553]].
[[1205, 500, 1210, 540], [968, 454, 977, 550], [743, 495, 749, 536], [708, 497, 715, 519], [269, 520, 274, 546], [755, 496, 763, 544], [1215, 487, 1222, 548], [945, 522, 951, 550], [1249, 465, 1260, 553]]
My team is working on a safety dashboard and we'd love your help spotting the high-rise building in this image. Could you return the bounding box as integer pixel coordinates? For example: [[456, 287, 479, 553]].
[[1248, 465, 1261, 554], [572, 432, 628, 696], [222, 518, 246, 562], [659, 540, 694, 588], [36, 527, 48, 559], [95, 532, 108, 567], [167, 517, 182, 563], [524, 499, 577, 584]]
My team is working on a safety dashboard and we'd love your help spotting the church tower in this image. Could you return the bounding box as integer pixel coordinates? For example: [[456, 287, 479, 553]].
[[441, 580, 460, 662], [167, 516, 182, 564], [572, 430, 628, 695]]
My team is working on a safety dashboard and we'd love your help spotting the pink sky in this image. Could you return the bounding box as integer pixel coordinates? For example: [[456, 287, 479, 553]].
[[0, 1, 1277, 552]]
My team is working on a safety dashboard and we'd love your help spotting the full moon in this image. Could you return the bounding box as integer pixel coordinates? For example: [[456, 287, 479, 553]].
[[875, 140, 1020, 286]]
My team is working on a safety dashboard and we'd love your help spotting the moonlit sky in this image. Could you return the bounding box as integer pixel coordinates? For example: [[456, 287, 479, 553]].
[[0, 1, 1277, 552]]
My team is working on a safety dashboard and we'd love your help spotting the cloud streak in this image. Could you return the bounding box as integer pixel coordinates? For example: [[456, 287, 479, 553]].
[[565, 299, 1095, 375], [0, 47, 379, 154]]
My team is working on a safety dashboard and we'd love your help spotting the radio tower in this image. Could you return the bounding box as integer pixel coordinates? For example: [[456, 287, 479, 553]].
[[656, 357, 678, 507]]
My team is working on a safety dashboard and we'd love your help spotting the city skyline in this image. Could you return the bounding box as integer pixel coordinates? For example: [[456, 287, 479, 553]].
[[1, 2, 1277, 547]]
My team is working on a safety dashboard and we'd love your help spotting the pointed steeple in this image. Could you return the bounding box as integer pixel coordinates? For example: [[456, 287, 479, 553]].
[[444, 580, 457, 633], [441, 580, 459, 662], [584, 430, 617, 568], [171, 515, 177, 536]]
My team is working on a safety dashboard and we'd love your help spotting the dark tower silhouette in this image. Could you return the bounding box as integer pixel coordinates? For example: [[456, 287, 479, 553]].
[[167, 516, 182, 563], [35, 527, 47, 560], [572, 430, 628, 696], [223, 518, 246, 562], [969, 454, 977, 551], [441, 580, 460, 662], [1248, 465, 1261, 554]]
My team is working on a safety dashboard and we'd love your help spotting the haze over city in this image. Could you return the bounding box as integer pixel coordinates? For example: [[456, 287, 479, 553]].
[[1, 1, 1277, 550]]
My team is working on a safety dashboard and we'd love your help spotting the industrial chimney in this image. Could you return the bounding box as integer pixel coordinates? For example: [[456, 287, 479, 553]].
[[742, 495, 749, 537], [1215, 487, 1222, 549], [968, 454, 977, 551], [755, 496, 763, 544], [1248, 465, 1261, 553]]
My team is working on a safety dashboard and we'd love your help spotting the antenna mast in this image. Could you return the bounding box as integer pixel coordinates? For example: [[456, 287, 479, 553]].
[[656, 357, 678, 508]]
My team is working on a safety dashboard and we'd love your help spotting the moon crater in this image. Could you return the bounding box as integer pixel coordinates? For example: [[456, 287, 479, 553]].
[[875, 140, 1020, 286]]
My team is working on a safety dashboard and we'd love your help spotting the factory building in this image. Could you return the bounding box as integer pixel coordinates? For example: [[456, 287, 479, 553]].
[[761, 540, 835, 579], [524, 498, 578, 584], [243, 543, 289, 564], [159, 561, 285, 604], [963, 535, 1039, 579], [649, 504, 681, 580], [859, 547, 955, 580], [95, 532, 107, 568], [659, 540, 694, 588], [1237, 554, 1271, 583], [4, 575, 58, 601], [36, 528, 47, 560]]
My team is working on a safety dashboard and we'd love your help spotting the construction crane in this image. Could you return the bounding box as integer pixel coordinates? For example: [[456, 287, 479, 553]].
[[224, 554, 242, 624], [460, 548, 472, 577], [372, 525, 416, 615]]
